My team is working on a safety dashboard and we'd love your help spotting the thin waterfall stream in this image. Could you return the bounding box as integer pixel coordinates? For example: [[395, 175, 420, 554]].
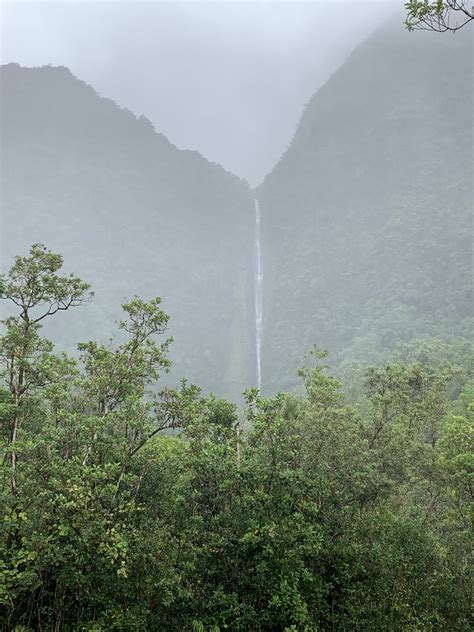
[[254, 198, 263, 390]]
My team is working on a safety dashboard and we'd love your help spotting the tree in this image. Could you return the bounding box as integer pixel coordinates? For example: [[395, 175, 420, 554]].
[[1, 246, 472, 630], [0, 245, 178, 628], [0, 244, 91, 496], [405, 0, 474, 32]]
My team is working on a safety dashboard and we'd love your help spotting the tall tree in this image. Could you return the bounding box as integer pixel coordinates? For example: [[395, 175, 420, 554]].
[[0, 244, 91, 495]]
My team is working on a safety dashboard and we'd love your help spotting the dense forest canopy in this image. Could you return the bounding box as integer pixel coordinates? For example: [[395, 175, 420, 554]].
[[0, 245, 472, 630]]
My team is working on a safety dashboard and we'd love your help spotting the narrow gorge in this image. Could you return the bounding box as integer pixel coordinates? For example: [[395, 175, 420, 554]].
[[1, 20, 472, 398]]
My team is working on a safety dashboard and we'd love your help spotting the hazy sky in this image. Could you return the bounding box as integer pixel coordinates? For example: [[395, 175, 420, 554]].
[[1, 1, 397, 183]]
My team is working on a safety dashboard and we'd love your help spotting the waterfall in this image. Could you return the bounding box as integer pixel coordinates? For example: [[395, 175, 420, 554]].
[[254, 198, 263, 390]]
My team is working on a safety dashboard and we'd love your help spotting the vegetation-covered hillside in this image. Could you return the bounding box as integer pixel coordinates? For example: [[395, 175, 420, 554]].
[[2, 19, 471, 399], [1, 63, 256, 399], [257, 21, 472, 392]]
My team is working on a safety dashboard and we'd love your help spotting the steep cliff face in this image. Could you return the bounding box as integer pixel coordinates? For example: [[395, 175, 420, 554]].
[[257, 23, 472, 392], [1, 63, 256, 398], [2, 20, 472, 398]]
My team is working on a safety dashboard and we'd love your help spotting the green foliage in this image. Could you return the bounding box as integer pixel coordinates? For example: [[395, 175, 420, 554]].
[[257, 23, 472, 394], [405, 0, 474, 32], [0, 246, 472, 630]]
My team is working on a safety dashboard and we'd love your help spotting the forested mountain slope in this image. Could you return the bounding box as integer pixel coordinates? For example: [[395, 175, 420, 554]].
[[1, 63, 255, 398], [2, 20, 472, 398], [257, 21, 472, 392]]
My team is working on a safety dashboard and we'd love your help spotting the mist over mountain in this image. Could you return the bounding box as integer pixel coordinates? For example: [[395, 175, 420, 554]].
[[1, 62, 255, 399], [257, 20, 472, 392], [1, 17, 472, 398], [1, 1, 395, 184], [1, 7, 473, 627]]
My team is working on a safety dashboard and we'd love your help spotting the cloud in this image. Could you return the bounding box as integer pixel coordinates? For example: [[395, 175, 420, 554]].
[[1, 1, 398, 183]]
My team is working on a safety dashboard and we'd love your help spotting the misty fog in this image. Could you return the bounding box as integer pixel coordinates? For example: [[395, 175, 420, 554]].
[[1, 1, 396, 183], [0, 1, 472, 629]]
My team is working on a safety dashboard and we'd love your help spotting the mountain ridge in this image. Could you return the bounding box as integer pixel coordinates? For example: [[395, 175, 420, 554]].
[[1, 61, 256, 399], [1, 19, 472, 397], [256, 20, 472, 392]]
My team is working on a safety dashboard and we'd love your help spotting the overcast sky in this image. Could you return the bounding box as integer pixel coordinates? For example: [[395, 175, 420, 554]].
[[1, 1, 397, 184]]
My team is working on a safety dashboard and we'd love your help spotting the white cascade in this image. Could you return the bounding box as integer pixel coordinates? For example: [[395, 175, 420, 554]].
[[254, 198, 263, 390]]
